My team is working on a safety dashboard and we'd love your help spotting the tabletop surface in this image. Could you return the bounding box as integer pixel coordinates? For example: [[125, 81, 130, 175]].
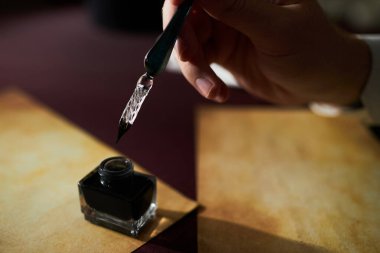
[[197, 107, 380, 252], [0, 5, 263, 252], [0, 90, 198, 252]]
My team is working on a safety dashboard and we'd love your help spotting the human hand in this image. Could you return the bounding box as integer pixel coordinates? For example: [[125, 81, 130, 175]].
[[162, 0, 370, 104]]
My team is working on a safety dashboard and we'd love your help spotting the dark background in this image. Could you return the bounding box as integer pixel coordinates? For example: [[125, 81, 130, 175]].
[[1, 0, 380, 33]]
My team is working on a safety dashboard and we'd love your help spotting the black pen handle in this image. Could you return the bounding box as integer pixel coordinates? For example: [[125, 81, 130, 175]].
[[144, 0, 194, 77]]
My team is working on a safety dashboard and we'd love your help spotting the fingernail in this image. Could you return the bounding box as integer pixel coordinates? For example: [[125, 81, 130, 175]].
[[195, 78, 214, 98]]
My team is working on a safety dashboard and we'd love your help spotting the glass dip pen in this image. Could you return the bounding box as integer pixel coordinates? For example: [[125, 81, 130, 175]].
[[117, 0, 194, 142]]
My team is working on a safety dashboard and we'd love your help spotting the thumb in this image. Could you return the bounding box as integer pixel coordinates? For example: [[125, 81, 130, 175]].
[[199, 0, 285, 39]]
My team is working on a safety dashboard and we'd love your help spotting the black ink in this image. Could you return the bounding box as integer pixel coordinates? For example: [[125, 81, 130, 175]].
[[78, 157, 157, 236]]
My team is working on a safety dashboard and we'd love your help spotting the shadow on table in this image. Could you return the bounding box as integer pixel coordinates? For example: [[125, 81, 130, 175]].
[[135, 208, 330, 253], [198, 215, 331, 253], [134, 209, 198, 253]]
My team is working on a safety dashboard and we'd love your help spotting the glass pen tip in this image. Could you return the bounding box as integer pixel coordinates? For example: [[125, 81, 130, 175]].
[[116, 121, 132, 143]]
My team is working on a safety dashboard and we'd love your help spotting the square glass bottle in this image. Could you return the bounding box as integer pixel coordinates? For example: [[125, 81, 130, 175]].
[[78, 157, 157, 236]]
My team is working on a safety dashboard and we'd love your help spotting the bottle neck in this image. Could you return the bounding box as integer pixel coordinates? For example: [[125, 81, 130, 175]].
[[98, 157, 133, 188]]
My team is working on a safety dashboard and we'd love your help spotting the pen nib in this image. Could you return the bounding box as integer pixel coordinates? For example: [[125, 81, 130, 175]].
[[116, 120, 131, 143]]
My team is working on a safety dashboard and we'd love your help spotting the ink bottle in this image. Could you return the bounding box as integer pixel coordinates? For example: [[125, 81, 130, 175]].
[[78, 157, 157, 236]]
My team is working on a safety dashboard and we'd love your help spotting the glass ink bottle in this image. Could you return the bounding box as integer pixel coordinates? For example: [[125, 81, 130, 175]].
[[78, 157, 157, 236]]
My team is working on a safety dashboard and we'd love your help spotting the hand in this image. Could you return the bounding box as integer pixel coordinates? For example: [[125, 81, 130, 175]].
[[162, 0, 370, 104]]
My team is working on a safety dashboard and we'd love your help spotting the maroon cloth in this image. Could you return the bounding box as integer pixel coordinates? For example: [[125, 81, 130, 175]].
[[0, 6, 265, 252]]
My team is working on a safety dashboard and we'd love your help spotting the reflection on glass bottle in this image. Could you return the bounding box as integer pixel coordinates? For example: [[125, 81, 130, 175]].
[[78, 157, 157, 236]]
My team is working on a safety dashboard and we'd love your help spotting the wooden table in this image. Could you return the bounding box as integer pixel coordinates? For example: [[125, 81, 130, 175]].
[[197, 107, 380, 252]]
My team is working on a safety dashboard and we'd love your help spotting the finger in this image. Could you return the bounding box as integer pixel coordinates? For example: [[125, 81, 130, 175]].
[[162, 0, 199, 62], [163, 1, 229, 102], [187, 6, 213, 45], [175, 20, 202, 62], [181, 60, 230, 103], [175, 43, 230, 102], [162, 0, 177, 28]]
